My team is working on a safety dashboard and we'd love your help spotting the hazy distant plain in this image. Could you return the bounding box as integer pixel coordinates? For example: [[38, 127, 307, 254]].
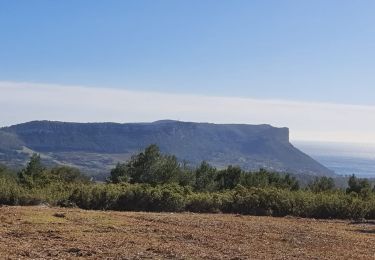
[[295, 141, 375, 178]]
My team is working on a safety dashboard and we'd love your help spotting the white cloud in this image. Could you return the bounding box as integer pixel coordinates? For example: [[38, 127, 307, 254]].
[[1, 81, 375, 144]]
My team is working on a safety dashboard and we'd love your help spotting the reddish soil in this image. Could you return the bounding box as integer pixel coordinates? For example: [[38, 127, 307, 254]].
[[0, 206, 374, 259]]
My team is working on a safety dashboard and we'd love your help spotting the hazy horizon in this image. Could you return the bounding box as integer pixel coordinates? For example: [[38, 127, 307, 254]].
[[2, 82, 375, 145], [294, 141, 375, 177]]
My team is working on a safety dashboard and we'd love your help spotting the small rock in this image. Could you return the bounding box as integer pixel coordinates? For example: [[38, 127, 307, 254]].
[[53, 213, 66, 218]]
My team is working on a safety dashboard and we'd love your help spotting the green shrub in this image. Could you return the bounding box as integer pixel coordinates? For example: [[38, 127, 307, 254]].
[[1, 156, 375, 220], [186, 193, 224, 213]]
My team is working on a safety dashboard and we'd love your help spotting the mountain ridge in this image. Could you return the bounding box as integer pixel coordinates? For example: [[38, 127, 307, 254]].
[[0, 120, 335, 179]]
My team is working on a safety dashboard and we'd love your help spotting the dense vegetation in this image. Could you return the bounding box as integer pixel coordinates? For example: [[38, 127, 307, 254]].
[[1, 145, 375, 219]]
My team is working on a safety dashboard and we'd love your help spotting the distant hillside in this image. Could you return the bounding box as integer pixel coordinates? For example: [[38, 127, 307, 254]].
[[0, 120, 334, 179]]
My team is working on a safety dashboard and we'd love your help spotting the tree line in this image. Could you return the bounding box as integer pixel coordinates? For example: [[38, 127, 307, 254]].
[[0, 145, 375, 219], [109, 145, 300, 191]]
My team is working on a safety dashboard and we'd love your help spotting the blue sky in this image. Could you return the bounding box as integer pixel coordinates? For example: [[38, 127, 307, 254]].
[[1, 1, 375, 104], [1, 1, 375, 144]]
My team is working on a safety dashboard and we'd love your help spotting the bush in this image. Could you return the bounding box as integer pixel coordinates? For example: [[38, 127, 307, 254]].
[[1, 152, 375, 220], [186, 193, 224, 213], [1, 174, 375, 220], [0, 177, 24, 205]]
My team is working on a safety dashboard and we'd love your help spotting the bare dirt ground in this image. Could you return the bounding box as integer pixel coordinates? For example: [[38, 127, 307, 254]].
[[0, 206, 374, 259]]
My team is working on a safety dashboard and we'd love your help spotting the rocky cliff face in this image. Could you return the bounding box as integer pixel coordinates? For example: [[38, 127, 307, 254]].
[[0, 120, 334, 178]]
